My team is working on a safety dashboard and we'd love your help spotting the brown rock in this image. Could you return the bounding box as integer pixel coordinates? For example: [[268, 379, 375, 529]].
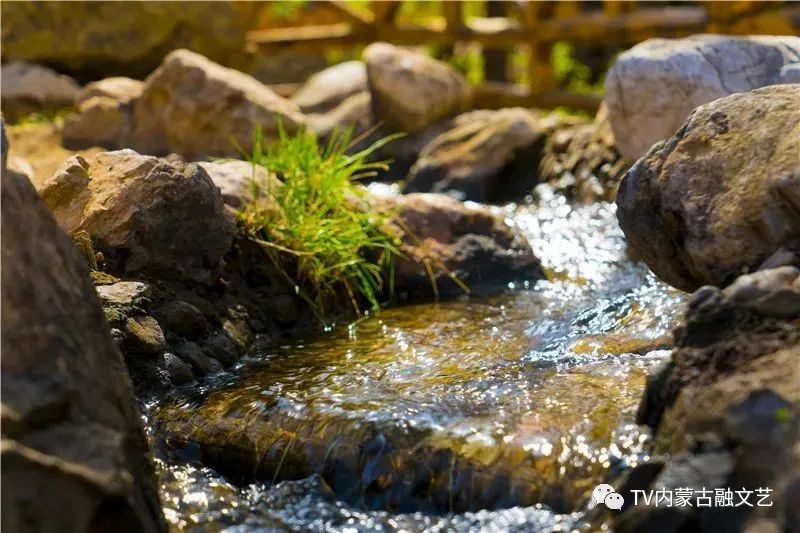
[[39, 150, 235, 281], [364, 43, 471, 133], [621, 266, 800, 532], [123, 315, 167, 358], [291, 60, 368, 114], [1, 160, 165, 530], [404, 108, 548, 202], [372, 193, 543, 299], [617, 84, 800, 292], [131, 49, 307, 159]]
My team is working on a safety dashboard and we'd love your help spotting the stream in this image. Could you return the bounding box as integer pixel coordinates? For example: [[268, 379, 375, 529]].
[[149, 186, 686, 532]]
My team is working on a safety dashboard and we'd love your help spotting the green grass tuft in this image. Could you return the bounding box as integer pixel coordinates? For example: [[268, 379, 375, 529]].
[[237, 124, 403, 322]]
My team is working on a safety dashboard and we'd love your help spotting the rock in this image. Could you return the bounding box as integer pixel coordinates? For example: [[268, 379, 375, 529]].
[[63, 78, 144, 150], [130, 49, 307, 159], [160, 353, 194, 386], [123, 315, 167, 358], [292, 60, 368, 114], [606, 34, 800, 160], [372, 193, 544, 299], [6, 156, 34, 181], [176, 342, 222, 377], [307, 91, 374, 140], [75, 77, 145, 106], [221, 307, 253, 352], [619, 266, 800, 532], [404, 108, 548, 202], [39, 150, 235, 281], [204, 333, 239, 367], [616, 84, 800, 292], [96, 281, 151, 307], [538, 102, 627, 202], [1, 160, 164, 530], [0, 62, 80, 119], [1, 121, 8, 170], [197, 159, 281, 210], [0, 2, 264, 79], [153, 301, 208, 340], [364, 42, 471, 133]]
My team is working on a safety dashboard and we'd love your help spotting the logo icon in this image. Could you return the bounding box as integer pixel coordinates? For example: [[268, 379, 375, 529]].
[[593, 483, 625, 510]]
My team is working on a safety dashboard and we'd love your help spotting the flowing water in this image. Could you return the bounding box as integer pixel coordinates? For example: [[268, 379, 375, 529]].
[[150, 186, 686, 532]]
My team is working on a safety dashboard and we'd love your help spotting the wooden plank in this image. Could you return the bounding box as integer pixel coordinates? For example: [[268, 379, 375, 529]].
[[326, 0, 374, 26], [245, 23, 374, 52], [247, 5, 710, 50], [371, 1, 400, 24]]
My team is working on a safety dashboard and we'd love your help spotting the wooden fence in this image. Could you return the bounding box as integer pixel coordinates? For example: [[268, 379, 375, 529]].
[[246, 1, 800, 112]]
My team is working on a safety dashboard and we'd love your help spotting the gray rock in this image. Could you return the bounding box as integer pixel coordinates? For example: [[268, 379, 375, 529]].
[[606, 34, 800, 160], [161, 353, 194, 386], [204, 333, 239, 367], [1, 160, 164, 530], [0, 62, 80, 119], [154, 300, 208, 339], [176, 341, 222, 376]]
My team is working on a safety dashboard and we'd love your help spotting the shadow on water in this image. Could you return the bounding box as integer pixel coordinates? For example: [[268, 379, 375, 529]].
[[151, 188, 686, 531]]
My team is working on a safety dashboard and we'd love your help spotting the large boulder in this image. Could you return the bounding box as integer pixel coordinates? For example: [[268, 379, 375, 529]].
[[606, 34, 800, 160], [364, 42, 471, 133], [130, 49, 307, 159], [404, 108, 550, 202], [39, 150, 235, 281], [616, 84, 800, 292], [1, 156, 165, 530], [291, 60, 368, 114], [0, 62, 80, 120], [372, 193, 544, 299], [615, 266, 800, 532], [62, 78, 145, 150]]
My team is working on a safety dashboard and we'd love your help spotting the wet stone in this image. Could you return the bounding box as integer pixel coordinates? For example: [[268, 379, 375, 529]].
[[123, 314, 166, 357], [176, 341, 222, 377], [203, 333, 238, 367], [161, 352, 195, 386], [154, 300, 208, 339]]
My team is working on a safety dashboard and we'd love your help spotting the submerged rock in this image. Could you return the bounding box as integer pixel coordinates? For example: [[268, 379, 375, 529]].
[[364, 42, 471, 133], [617, 84, 800, 292], [404, 108, 548, 202], [130, 49, 307, 159], [617, 266, 800, 532], [39, 150, 235, 282], [606, 34, 800, 160], [373, 193, 544, 299], [1, 150, 165, 531], [0, 62, 80, 120]]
